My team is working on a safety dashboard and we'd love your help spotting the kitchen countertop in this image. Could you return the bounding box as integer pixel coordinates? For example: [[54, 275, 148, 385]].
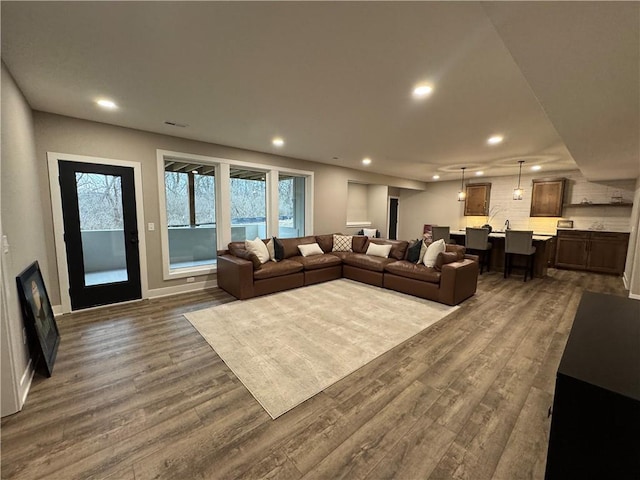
[[451, 230, 554, 241]]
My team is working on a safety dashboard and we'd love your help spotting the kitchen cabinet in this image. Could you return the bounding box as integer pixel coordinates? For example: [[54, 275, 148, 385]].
[[530, 178, 565, 217], [464, 183, 491, 216], [555, 230, 629, 275]]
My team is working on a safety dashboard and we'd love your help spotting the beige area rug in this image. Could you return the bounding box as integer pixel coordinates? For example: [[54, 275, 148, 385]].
[[184, 279, 458, 419]]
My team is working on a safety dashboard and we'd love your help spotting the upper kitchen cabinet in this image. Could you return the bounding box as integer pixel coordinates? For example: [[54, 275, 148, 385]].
[[464, 183, 491, 216], [530, 178, 566, 217]]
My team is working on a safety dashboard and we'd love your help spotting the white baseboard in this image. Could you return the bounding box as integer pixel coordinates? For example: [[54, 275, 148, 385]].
[[147, 279, 219, 299], [52, 304, 63, 317], [630, 292, 640, 300], [623, 272, 630, 290]]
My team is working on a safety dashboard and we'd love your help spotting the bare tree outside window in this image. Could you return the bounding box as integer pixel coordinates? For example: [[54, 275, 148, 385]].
[[75, 172, 124, 231]]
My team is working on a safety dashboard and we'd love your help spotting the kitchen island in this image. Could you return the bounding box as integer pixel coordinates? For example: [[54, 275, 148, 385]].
[[450, 230, 555, 278]]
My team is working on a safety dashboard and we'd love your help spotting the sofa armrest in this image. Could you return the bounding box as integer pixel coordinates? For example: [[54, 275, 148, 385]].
[[464, 253, 479, 262], [438, 259, 479, 305], [217, 254, 255, 299]]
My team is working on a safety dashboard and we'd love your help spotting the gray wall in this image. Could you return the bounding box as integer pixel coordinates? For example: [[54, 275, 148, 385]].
[[33, 112, 426, 304], [1, 63, 50, 415]]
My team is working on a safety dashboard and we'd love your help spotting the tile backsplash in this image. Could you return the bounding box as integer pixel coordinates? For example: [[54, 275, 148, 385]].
[[461, 170, 635, 234]]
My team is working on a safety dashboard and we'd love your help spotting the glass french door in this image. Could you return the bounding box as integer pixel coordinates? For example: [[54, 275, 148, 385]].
[[58, 161, 141, 310]]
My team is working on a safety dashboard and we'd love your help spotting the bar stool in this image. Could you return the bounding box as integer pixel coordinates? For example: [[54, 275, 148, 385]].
[[505, 230, 536, 281], [465, 227, 492, 274], [432, 226, 452, 244]]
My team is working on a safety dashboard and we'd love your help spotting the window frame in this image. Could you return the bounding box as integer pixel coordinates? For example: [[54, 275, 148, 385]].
[[157, 150, 314, 280]]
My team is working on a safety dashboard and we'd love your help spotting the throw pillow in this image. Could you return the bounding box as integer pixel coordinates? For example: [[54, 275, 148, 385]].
[[298, 243, 324, 257], [229, 245, 262, 270], [332, 234, 353, 252], [365, 242, 392, 258], [423, 239, 446, 268], [363, 228, 378, 238], [266, 238, 277, 262], [273, 237, 285, 261], [434, 251, 459, 271], [418, 239, 430, 264], [245, 237, 270, 264], [406, 239, 422, 263]]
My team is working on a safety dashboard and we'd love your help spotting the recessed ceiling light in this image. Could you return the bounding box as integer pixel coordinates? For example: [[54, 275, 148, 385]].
[[96, 99, 117, 109], [272, 137, 284, 147], [412, 84, 433, 98], [476, 171, 484, 176], [487, 135, 503, 145], [432, 175, 440, 180], [362, 158, 372, 165], [531, 165, 542, 171]]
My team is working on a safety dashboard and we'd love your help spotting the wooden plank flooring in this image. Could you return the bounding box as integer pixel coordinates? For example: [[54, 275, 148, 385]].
[[1, 269, 628, 479]]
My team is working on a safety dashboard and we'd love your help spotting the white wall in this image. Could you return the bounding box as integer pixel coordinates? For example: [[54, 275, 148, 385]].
[[1, 63, 48, 416], [33, 112, 427, 305], [368, 185, 389, 236]]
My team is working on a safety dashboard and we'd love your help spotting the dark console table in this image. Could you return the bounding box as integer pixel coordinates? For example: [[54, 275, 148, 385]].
[[545, 292, 640, 479]]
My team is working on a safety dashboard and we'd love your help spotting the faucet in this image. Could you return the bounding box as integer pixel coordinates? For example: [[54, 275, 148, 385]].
[[504, 219, 510, 230]]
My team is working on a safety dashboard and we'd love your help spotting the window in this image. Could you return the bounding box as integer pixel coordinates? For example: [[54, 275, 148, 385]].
[[278, 174, 305, 238], [158, 150, 313, 279], [230, 168, 266, 242], [164, 161, 217, 271]]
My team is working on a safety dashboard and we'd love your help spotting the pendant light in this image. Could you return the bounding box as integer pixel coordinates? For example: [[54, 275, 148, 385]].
[[457, 167, 467, 201], [513, 160, 524, 200]]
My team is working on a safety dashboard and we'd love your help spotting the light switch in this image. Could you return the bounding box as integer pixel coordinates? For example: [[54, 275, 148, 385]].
[[148, 223, 155, 231]]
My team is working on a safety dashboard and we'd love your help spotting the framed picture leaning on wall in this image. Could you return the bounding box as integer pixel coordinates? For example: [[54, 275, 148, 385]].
[[16, 261, 60, 377]]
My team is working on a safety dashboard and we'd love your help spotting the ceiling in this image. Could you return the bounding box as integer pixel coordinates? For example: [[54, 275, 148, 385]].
[[2, 2, 638, 182]]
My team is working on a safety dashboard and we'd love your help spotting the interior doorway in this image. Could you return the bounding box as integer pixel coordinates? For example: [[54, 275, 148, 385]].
[[388, 197, 399, 240]]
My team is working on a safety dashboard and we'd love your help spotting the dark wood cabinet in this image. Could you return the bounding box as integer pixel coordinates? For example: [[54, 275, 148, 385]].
[[555, 230, 629, 275], [530, 178, 565, 217], [464, 183, 491, 216], [555, 231, 589, 269], [588, 232, 630, 274], [545, 292, 640, 479]]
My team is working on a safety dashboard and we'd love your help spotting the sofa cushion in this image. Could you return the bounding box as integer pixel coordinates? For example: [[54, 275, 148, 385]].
[[342, 253, 393, 272], [385, 260, 441, 284], [253, 259, 304, 280], [289, 254, 342, 270], [435, 252, 460, 271], [351, 235, 369, 253], [279, 236, 317, 259], [228, 243, 262, 270], [366, 242, 392, 258], [315, 234, 337, 253], [370, 239, 409, 260], [332, 234, 353, 252], [329, 251, 351, 261], [446, 243, 466, 260]]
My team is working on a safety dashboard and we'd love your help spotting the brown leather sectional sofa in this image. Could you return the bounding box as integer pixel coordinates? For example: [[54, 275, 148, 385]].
[[217, 234, 479, 306]]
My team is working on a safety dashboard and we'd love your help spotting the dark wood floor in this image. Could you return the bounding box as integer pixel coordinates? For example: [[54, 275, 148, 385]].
[[1, 269, 628, 480]]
